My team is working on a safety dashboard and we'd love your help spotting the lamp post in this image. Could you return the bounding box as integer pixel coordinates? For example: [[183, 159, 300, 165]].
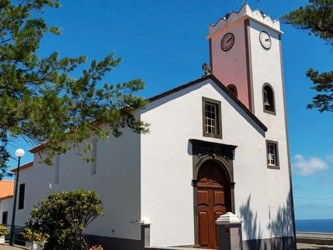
[[9, 148, 25, 246]]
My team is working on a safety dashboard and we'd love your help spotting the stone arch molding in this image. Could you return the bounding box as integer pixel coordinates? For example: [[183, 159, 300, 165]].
[[194, 154, 232, 183], [189, 139, 237, 212]]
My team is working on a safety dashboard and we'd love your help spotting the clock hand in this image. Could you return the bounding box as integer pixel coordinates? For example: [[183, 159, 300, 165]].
[[227, 37, 233, 43]]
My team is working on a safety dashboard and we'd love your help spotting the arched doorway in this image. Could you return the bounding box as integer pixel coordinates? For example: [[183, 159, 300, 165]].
[[196, 160, 231, 249]]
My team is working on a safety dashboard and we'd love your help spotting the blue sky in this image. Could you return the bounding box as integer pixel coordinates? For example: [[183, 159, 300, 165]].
[[7, 0, 333, 220]]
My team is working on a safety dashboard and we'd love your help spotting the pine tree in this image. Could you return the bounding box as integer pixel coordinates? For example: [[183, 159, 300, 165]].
[[0, 0, 148, 178], [282, 0, 333, 113]]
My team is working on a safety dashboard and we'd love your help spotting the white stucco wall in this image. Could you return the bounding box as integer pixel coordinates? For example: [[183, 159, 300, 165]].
[[246, 19, 293, 239], [11, 75, 292, 247], [140, 78, 292, 247], [15, 125, 142, 240]]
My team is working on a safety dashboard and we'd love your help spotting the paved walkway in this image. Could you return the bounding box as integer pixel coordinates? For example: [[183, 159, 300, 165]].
[[1, 243, 333, 250], [1, 244, 333, 250], [0, 245, 27, 250]]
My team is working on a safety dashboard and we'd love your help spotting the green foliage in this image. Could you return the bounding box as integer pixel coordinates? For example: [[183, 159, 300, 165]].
[[282, 0, 333, 45], [305, 69, 333, 112], [282, 0, 333, 113], [0, 0, 149, 178], [22, 227, 48, 243], [27, 189, 104, 250], [0, 224, 8, 236]]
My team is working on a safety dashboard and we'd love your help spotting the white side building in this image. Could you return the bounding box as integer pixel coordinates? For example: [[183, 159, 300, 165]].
[[2, 5, 296, 250]]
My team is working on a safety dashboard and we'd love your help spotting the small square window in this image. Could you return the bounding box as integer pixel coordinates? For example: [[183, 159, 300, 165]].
[[202, 97, 222, 139], [266, 141, 279, 169]]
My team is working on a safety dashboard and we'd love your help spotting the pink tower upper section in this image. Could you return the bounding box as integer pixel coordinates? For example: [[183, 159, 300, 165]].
[[207, 4, 281, 111]]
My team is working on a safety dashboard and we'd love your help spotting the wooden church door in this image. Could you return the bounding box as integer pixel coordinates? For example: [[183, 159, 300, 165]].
[[197, 160, 229, 249]]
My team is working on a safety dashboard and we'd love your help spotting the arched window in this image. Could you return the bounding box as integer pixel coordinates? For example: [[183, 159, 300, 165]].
[[227, 84, 238, 97], [263, 84, 275, 114]]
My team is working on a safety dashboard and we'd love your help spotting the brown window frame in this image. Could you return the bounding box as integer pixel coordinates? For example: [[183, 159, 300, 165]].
[[266, 140, 279, 169], [202, 97, 222, 139]]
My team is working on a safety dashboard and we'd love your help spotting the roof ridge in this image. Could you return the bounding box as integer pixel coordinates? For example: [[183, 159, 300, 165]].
[[148, 74, 267, 132], [29, 74, 267, 154]]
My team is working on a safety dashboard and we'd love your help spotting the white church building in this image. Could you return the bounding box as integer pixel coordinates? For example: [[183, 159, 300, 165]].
[[1, 5, 296, 250]]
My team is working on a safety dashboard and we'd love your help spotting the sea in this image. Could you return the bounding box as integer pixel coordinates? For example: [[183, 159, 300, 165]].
[[296, 219, 333, 233]]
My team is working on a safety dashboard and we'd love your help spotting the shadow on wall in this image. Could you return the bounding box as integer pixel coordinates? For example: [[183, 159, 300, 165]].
[[268, 193, 295, 249], [239, 194, 295, 250], [239, 195, 264, 249]]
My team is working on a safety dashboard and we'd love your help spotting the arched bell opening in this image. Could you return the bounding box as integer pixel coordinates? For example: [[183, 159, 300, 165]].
[[263, 83, 275, 114]]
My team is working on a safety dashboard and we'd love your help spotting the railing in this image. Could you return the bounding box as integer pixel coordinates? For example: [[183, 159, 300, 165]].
[[0, 223, 43, 249]]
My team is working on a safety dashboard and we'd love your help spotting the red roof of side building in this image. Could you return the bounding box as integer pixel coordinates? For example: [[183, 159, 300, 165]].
[[0, 180, 14, 199]]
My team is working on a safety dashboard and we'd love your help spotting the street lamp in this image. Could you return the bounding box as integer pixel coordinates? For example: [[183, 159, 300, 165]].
[[9, 148, 25, 246]]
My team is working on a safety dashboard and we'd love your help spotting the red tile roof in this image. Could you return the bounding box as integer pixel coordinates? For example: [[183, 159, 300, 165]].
[[0, 180, 14, 199]]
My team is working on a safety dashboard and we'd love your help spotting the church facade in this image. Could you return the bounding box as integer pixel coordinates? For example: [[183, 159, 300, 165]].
[[3, 5, 296, 250]]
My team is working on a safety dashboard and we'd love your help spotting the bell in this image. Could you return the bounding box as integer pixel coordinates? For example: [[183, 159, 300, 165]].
[[264, 99, 270, 108], [263, 90, 270, 108]]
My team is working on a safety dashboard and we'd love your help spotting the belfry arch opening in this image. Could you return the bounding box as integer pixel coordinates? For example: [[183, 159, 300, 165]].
[[263, 83, 275, 113], [227, 84, 238, 97]]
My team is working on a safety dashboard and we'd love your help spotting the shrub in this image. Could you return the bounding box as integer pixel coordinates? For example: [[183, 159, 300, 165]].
[[0, 225, 8, 236], [27, 189, 103, 250], [22, 227, 48, 243]]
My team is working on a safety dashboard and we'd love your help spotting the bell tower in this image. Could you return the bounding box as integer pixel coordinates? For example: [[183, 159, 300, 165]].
[[207, 4, 284, 118], [202, 6, 296, 248]]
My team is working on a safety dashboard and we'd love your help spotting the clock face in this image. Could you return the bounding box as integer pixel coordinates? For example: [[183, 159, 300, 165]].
[[221, 33, 235, 52], [259, 31, 271, 49]]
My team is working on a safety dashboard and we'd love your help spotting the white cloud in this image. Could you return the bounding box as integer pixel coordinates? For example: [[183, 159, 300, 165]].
[[292, 154, 328, 176]]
